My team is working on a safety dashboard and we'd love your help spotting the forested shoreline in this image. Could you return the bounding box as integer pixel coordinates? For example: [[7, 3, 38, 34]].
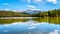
[[0, 9, 60, 17]]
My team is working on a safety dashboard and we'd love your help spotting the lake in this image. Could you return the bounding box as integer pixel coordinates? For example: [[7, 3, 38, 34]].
[[0, 17, 60, 34]]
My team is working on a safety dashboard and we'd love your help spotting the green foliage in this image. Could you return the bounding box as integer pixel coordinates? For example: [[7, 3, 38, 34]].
[[0, 9, 60, 17], [48, 9, 60, 17], [35, 9, 60, 17], [0, 10, 29, 17]]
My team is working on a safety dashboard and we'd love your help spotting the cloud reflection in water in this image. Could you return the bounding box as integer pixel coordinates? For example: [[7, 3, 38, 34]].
[[0, 20, 60, 34]]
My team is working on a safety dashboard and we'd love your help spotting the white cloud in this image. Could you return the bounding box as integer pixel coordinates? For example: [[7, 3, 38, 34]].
[[4, 9, 10, 11], [28, 5, 40, 10], [33, 0, 42, 3], [47, 0, 57, 2], [28, 26, 36, 29], [3, 3, 10, 6], [27, 0, 42, 3], [49, 30, 59, 34], [27, 0, 58, 4], [4, 24, 10, 27], [47, 0, 57, 4], [27, 0, 31, 3], [53, 1, 57, 4], [28, 5, 36, 9]]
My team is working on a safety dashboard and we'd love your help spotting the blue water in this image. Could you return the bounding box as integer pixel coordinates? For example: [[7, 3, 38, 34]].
[[0, 20, 60, 34]]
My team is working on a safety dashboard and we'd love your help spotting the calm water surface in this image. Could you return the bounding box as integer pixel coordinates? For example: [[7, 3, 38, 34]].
[[0, 17, 60, 34]]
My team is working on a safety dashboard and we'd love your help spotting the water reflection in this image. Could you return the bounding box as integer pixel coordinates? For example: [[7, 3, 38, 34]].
[[0, 20, 60, 34], [0, 17, 60, 34], [33, 17, 60, 24], [0, 19, 29, 24]]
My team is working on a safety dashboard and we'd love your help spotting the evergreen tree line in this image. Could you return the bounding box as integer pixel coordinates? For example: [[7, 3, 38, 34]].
[[0, 9, 60, 17]]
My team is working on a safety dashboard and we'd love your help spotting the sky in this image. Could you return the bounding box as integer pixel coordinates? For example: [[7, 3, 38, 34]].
[[0, 0, 60, 11]]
